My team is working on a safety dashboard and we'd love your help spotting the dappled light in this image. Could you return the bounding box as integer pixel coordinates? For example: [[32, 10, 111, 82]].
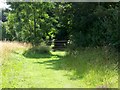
[[1, 41, 118, 88], [1, 2, 119, 88]]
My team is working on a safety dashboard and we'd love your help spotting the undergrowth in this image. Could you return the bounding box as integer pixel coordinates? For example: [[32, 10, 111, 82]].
[[61, 47, 118, 88]]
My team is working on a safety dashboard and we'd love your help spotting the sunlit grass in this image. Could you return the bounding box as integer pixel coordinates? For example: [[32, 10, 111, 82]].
[[1, 41, 118, 88], [61, 47, 118, 88], [0, 41, 31, 64]]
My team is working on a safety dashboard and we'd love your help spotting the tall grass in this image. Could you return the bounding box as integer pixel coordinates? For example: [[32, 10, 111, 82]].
[[1, 41, 118, 88], [61, 47, 118, 88], [1, 41, 31, 88], [0, 41, 31, 64]]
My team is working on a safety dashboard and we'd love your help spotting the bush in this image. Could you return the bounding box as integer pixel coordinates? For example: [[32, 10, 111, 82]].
[[30, 45, 51, 54]]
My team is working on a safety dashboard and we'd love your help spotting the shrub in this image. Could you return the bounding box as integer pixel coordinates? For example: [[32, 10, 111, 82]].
[[30, 45, 51, 54]]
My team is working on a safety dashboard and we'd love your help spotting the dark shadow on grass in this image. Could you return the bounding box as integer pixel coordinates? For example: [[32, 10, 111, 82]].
[[23, 48, 63, 59], [33, 56, 89, 80], [34, 59, 63, 69], [23, 51, 52, 58]]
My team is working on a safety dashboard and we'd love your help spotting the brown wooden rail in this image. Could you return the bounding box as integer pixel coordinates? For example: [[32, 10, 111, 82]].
[[46, 40, 68, 51]]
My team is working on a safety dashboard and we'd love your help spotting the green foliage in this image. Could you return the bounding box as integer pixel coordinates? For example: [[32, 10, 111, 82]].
[[27, 43, 51, 55], [2, 2, 119, 51], [68, 3, 119, 50], [3, 2, 57, 44], [54, 3, 72, 40], [2, 2, 119, 88]]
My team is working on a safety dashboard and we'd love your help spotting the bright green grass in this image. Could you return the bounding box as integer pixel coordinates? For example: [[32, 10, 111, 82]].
[[2, 47, 118, 88]]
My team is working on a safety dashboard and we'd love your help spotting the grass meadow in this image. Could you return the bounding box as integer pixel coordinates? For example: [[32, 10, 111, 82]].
[[0, 41, 118, 88]]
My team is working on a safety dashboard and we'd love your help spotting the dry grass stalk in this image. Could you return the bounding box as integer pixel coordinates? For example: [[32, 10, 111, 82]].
[[0, 41, 31, 64]]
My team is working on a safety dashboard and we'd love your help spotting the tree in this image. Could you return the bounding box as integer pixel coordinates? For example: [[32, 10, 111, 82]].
[[3, 2, 57, 45], [66, 2, 119, 51], [3, 2, 119, 51]]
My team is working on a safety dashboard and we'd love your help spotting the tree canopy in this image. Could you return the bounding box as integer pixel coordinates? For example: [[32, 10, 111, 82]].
[[2, 2, 120, 50]]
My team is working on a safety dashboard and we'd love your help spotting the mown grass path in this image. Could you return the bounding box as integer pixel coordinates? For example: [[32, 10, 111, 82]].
[[2, 49, 82, 88], [2, 48, 118, 88]]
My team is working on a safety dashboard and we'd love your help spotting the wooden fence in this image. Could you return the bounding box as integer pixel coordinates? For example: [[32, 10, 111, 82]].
[[47, 40, 68, 50]]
